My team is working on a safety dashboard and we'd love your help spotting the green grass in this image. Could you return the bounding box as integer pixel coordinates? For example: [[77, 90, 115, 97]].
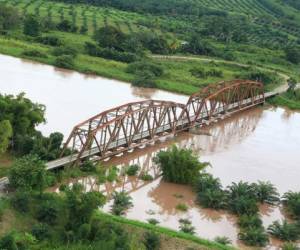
[[96, 212, 236, 250], [268, 92, 300, 110]]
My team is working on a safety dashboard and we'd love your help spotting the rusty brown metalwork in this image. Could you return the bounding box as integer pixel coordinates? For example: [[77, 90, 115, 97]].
[[61, 79, 264, 165]]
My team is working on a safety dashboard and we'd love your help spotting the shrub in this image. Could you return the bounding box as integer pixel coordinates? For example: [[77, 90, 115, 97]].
[[54, 55, 74, 69], [282, 242, 299, 250], [176, 203, 188, 212], [154, 145, 209, 185], [139, 173, 154, 181], [59, 184, 68, 192], [126, 61, 164, 77], [238, 214, 263, 229], [252, 181, 279, 205], [80, 160, 96, 172], [226, 181, 259, 215], [126, 164, 140, 176], [132, 70, 157, 88], [36, 201, 59, 225], [85, 42, 137, 63], [197, 189, 227, 209], [11, 192, 30, 213], [0, 233, 18, 250], [147, 218, 160, 225], [22, 49, 48, 58], [214, 236, 232, 245], [36, 35, 63, 46], [227, 196, 258, 215], [178, 218, 195, 235], [57, 19, 73, 32], [268, 220, 300, 241], [282, 192, 300, 219], [77, 223, 91, 240], [237, 69, 281, 85], [143, 232, 160, 250], [9, 155, 47, 192], [238, 227, 269, 247], [111, 191, 133, 216], [31, 223, 50, 241]]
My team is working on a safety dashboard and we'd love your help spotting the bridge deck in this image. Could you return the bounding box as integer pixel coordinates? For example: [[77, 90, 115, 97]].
[[46, 95, 265, 170]]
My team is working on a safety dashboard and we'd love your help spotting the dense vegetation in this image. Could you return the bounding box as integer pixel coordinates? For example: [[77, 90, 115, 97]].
[[0, 0, 299, 95], [155, 146, 300, 247]]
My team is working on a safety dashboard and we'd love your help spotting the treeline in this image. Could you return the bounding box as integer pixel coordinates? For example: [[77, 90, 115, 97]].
[[49, 0, 226, 17], [0, 93, 65, 160]]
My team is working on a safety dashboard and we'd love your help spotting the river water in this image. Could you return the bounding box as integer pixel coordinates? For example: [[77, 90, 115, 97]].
[[1, 54, 300, 248]]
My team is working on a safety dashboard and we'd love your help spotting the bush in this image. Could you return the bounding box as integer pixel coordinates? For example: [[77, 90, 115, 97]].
[[176, 203, 188, 211], [31, 223, 50, 241], [125, 164, 140, 176], [22, 49, 48, 58], [85, 42, 137, 63], [111, 191, 133, 216], [11, 192, 30, 213], [282, 242, 299, 250], [77, 223, 91, 240], [54, 55, 74, 69], [139, 173, 154, 181], [36, 201, 59, 225], [282, 192, 300, 219], [147, 218, 159, 225], [36, 35, 63, 46], [126, 61, 164, 77], [80, 160, 96, 172], [178, 218, 195, 235], [197, 189, 227, 209], [237, 69, 281, 85], [238, 214, 263, 229], [9, 155, 47, 192], [194, 173, 226, 209], [132, 70, 157, 88], [0, 233, 18, 250], [238, 227, 269, 247], [268, 220, 300, 241], [143, 232, 160, 250], [154, 145, 209, 185], [226, 181, 259, 215], [214, 236, 232, 245], [252, 181, 279, 205]]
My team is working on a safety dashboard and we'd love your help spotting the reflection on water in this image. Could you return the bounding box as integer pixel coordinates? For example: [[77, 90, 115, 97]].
[[3, 53, 300, 248], [53, 105, 300, 248]]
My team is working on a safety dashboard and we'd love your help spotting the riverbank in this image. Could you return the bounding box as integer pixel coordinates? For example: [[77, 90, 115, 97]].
[[268, 91, 300, 110], [0, 35, 291, 96]]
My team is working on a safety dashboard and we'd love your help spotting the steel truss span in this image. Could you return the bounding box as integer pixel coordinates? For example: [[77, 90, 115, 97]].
[[59, 80, 265, 167]]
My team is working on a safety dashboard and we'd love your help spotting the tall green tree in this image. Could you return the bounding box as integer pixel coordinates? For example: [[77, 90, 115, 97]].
[[154, 145, 209, 185], [0, 120, 13, 154], [23, 15, 40, 37], [0, 4, 20, 30], [8, 154, 47, 193]]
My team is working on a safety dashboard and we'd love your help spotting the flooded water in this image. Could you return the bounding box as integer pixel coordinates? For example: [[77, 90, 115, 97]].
[[1, 54, 300, 248]]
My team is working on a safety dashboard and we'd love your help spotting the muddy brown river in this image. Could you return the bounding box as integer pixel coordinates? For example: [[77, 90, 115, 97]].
[[1, 54, 300, 248]]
